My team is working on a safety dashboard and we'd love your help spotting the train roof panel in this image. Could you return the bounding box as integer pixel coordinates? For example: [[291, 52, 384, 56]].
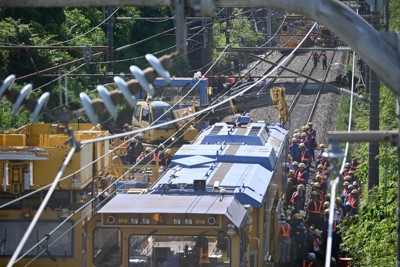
[[232, 165, 273, 207], [171, 155, 216, 167], [195, 122, 269, 146], [172, 144, 277, 170], [158, 163, 213, 185], [98, 194, 246, 227], [152, 162, 272, 207]]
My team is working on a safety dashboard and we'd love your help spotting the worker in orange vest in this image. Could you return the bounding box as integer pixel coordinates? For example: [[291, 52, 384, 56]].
[[276, 213, 291, 264]]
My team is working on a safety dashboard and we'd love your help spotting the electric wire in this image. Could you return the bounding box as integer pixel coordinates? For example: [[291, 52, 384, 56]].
[[48, 8, 120, 46], [4, 41, 233, 267], [0, 6, 286, 210], [7, 146, 77, 267], [9, 30, 296, 267], [0, 25, 216, 210], [325, 49, 356, 267], [5, 11, 293, 264], [18, 62, 244, 266]]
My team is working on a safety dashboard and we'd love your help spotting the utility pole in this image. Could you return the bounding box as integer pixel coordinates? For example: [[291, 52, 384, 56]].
[[106, 7, 114, 83], [204, 17, 214, 75], [225, 7, 231, 44], [368, 3, 381, 190], [266, 8, 272, 45]]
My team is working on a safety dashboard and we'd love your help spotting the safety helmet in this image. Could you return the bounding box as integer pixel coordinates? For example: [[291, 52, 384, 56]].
[[160, 144, 165, 150], [311, 191, 318, 196], [307, 122, 313, 127], [313, 182, 321, 188], [292, 138, 298, 143], [319, 143, 325, 148], [313, 229, 322, 237], [292, 161, 299, 166], [324, 209, 330, 215], [343, 181, 349, 186], [321, 152, 328, 158], [294, 133, 300, 138], [352, 181, 358, 186], [335, 197, 342, 205], [298, 163, 306, 168], [308, 253, 316, 261], [323, 202, 330, 208], [345, 202, 352, 207], [301, 126, 307, 131], [351, 189, 359, 195], [348, 184, 354, 190], [345, 162, 350, 168], [300, 132, 307, 137], [279, 213, 286, 221], [317, 164, 323, 169], [289, 170, 295, 174], [315, 174, 322, 180], [165, 149, 172, 155], [298, 184, 306, 191], [293, 213, 303, 220], [145, 147, 152, 153], [299, 143, 305, 148], [294, 129, 299, 133], [124, 123, 129, 128], [344, 176, 351, 181]]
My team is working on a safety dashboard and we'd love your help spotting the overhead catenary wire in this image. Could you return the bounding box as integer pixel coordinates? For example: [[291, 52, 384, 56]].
[[325, 49, 356, 267], [80, 23, 317, 146], [10, 40, 265, 265], [5, 17, 296, 266], [7, 145, 77, 267], [0, 10, 263, 209], [4, 12, 291, 265], [0, 23, 219, 210]]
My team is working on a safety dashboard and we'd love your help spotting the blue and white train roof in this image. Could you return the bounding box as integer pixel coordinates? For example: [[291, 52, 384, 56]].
[[150, 117, 288, 207]]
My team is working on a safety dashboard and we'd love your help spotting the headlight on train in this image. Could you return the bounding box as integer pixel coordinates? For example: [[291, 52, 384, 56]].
[[142, 218, 150, 224], [185, 218, 193, 225], [107, 215, 116, 224], [226, 223, 238, 237], [173, 218, 181, 224], [208, 216, 216, 225], [131, 218, 139, 224]]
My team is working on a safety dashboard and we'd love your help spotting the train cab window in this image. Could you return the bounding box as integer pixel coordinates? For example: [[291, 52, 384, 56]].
[[142, 107, 150, 122], [93, 228, 121, 267], [151, 105, 174, 129], [128, 233, 231, 266], [133, 106, 141, 122], [0, 221, 73, 257]]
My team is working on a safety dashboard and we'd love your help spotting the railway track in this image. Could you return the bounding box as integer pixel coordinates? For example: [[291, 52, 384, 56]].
[[288, 50, 337, 131]]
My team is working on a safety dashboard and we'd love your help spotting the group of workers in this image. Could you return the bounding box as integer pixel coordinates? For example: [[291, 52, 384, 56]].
[[278, 122, 361, 266], [122, 123, 173, 167], [313, 51, 328, 70]]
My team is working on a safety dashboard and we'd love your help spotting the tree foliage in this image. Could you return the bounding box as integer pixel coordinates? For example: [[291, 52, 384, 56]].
[[339, 86, 398, 266], [212, 8, 265, 75]]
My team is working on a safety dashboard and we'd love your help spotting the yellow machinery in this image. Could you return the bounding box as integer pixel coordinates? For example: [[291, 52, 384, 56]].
[[270, 86, 289, 123], [132, 99, 198, 144], [0, 123, 111, 267], [278, 15, 338, 49], [278, 15, 313, 48]]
